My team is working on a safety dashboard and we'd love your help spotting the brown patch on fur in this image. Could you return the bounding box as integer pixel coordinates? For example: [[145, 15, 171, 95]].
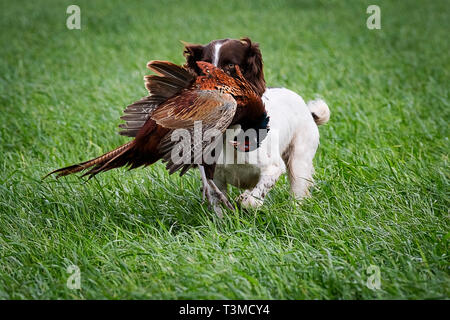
[[183, 37, 266, 97]]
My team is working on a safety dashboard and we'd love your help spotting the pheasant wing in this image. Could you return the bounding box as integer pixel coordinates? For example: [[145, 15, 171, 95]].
[[151, 89, 237, 175], [119, 61, 195, 137]]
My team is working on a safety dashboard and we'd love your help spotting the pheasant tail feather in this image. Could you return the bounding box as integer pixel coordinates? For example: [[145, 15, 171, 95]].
[[44, 141, 134, 179]]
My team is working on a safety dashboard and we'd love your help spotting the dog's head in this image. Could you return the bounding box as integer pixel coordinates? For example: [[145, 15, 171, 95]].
[[183, 37, 266, 97]]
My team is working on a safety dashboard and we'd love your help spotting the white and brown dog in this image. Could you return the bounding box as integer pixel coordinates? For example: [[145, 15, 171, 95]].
[[183, 38, 330, 211]]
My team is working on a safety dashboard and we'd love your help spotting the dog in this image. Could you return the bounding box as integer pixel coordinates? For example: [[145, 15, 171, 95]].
[[183, 38, 330, 210]]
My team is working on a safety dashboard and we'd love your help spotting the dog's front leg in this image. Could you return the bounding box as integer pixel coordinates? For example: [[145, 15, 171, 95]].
[[238, 164, 284, 208]]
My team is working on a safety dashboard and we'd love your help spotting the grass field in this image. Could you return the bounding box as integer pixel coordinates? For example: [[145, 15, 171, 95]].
[[0, 0, 448, 299]]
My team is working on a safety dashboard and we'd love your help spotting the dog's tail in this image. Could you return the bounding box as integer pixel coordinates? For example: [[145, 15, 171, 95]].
[[307, 99, 330, 126]]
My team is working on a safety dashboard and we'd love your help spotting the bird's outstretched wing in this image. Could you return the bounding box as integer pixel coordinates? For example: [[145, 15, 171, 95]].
[[119, 60, 238, 176], [151, 89, 237, 175], [119, 60, 195, 137]]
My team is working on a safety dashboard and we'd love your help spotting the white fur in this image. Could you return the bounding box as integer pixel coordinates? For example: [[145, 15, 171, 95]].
[[212, 43, 223, 67], [214, 88, 330, 208], [308, 99, 330, 125]]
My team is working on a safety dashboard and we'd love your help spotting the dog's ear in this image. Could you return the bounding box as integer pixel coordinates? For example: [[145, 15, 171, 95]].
[[241, 37, 266, 97], [182, 42, 204, 74]]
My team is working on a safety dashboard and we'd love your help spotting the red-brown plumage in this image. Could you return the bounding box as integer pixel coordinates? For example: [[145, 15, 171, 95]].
[[46, 60, 268, 180]]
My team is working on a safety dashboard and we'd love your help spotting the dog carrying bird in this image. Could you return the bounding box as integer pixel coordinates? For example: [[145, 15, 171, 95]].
[[46, 60, 269, 212], [183, 38, 330, 209]]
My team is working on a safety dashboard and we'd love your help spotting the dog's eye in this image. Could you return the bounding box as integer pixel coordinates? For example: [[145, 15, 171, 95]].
[[227, 63, 234, 68]]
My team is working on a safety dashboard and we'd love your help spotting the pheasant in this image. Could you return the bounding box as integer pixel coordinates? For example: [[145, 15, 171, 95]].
[[46, 60, 269, 211]]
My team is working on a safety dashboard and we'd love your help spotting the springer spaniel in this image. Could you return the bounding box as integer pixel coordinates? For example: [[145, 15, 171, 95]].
[[183, 38, 330, 212]]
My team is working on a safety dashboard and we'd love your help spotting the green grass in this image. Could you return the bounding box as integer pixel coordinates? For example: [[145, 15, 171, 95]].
[[0, 0, 448, 299]]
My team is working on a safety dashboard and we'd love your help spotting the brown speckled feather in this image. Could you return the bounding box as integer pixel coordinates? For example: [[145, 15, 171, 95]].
[[46, 60, 266, 180]]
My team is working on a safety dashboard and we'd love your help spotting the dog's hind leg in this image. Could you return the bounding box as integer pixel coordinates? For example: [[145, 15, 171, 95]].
[[284, 126, 319, 200]]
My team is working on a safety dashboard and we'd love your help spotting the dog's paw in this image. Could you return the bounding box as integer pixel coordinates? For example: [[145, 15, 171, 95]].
[[238, 192, 263, 209]]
